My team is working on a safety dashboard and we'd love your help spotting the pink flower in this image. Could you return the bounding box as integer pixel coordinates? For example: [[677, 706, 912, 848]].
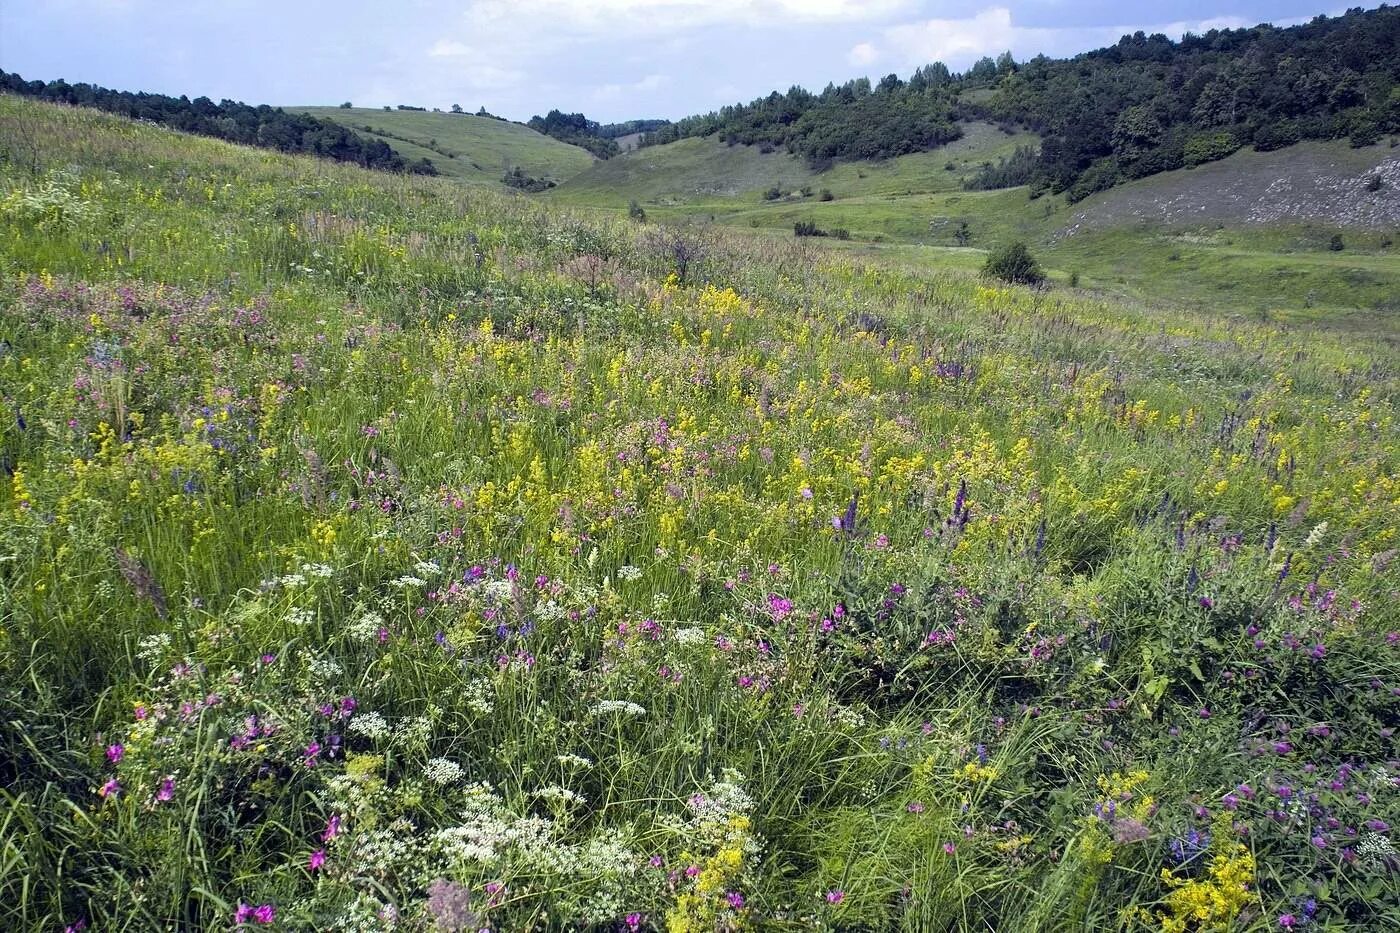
[[625, 913, 644, 932], [725, 891, 745, 910], [322, 813, 341, 842], [825, 889, 845, 904], [252, 904, 275, 924], [98, 777, 121, 799], [106, 743, 124, 763], [942, 842, 956, 855], [155, 777, 175, 803], [308, 849, 326, 872]]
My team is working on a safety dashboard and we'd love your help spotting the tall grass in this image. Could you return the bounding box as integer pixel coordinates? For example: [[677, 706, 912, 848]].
[[1, 95, 1397, 931]]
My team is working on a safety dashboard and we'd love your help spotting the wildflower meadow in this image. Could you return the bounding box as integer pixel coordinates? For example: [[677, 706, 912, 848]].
[[1, 95, 1397, 931]]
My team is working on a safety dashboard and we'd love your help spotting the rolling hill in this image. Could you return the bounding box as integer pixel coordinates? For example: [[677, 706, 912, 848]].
[[550, 125, 1400, 333], [3, 91, 1399, 932], [292, 106, 596, 186]]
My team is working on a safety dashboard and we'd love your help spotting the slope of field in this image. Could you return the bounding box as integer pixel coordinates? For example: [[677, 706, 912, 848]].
[[553, 131, 1400, 330], [293, 106, 595, 186], [551, 121, 1034, 207], [1056, 141, 1400, 238], [2, 95, 1399, 932]]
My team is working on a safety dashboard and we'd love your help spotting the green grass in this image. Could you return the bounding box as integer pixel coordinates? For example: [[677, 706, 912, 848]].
[[293, 106, 596, 186], [2, 94, 1399, 932], [554, 128, 1400, 335]]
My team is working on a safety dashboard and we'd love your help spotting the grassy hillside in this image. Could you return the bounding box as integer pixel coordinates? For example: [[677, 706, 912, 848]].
[[294, 106, 595, 186], [2, 95, 1399, 932], [554, 130, 1400, 333], [552, 121, 1034, 207]]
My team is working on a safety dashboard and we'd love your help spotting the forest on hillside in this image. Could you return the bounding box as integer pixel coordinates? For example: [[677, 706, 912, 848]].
[[642, 5, 1400, 199], [0, 70, 438, 175]]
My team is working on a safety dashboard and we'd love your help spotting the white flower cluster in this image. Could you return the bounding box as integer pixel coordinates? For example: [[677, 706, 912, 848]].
[[307, 656, 343, 681], [397, 716, 433, 749], [534, 600, 566, 622], [390, 575, 426, 589], [591, 699, 646, 717], [463, 678, 495, 716], [301, 562, 335, 579], [347, 711, 390, 739], [277, 573, 307, 589], [557, 753, 593, 769], [673, 626, 706, 645], [686, 771, 754, 826], [414, 559, 441, 577], [424, 757, 465, 785], [136, 632, 172, 663], [830, 704, 869, 730], [287, 607, 315, 627], [617, 565, 642, 581], [346, 610, 385, 642], [1357, 831, 1394, 866], [483, 579, 515, 605], [535, 785, 586, 806]]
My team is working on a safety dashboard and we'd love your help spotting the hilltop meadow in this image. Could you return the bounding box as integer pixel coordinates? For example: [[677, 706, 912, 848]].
[[1, 93, 1398, 932]]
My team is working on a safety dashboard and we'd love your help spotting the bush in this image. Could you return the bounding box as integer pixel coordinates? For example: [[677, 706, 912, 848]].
[[1328, 233, 1345, 251], [983, 241, 1045, 286], [1183, 132, 1240, 167], [819, 188, 834, 201], [763, 186, 783, 201], [627, 200, 647, 222]]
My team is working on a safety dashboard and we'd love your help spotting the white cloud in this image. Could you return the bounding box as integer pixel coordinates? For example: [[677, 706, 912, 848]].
[[847, 41, 879, 67], [593, 73, 671, 101], [860, 6, 1296, 72], [427, 39, 471, 57]]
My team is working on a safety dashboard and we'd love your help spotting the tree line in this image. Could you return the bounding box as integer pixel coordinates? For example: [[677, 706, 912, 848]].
[[527, 110, 671, 159], [639, 6, 1400, 197], [0, 70, 437, 175]]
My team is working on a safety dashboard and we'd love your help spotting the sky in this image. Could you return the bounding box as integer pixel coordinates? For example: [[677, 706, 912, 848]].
[[0, 1, 1370, 124]]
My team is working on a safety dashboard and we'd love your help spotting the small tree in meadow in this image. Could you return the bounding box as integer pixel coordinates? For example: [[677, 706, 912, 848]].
[[983, 241, 1045, 286]]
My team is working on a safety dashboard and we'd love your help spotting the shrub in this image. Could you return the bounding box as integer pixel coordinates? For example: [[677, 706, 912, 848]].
[[627, 200, 647, 222], [1183, 132, 1240, 167], [983, 241, 1045, 285], [819, 188, 834, 201], [1328, 233, 1345, 251], [762, 186, 783, 201]]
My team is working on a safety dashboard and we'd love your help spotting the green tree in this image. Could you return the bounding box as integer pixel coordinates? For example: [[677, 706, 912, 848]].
[[983, 242, 1045, 285]]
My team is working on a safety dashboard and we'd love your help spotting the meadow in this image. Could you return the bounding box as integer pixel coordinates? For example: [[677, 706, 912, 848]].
[[292, 107, 595, 188], [1, 94, 1398, 931]]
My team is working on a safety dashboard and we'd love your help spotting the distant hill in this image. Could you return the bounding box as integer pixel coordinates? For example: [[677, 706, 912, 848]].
[[0, 70, 435, 175], [293, 106, 595, 188], [641, 6, 1400, 198]]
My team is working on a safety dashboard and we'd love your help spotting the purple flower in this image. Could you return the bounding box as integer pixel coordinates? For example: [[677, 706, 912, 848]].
[[97, 777, 121, 799], [308, 849, 326, 872], [826, 890, 845, 904], [155, 776, 175, 803], [106, 743, 124, 763], [725, 891, 745, 910]]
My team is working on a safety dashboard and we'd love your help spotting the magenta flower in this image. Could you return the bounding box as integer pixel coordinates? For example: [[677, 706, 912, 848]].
[[106, 743, 124, 763], [942, 842, 956, 855], [155, 777, 175, 803], [725, 891, 745, 910], [825, 889, 845, 904], [625, 913, 644, 932], [98, 777, 121, 798], [308, 848, 326, 872], [322, 813, 341, 842]]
